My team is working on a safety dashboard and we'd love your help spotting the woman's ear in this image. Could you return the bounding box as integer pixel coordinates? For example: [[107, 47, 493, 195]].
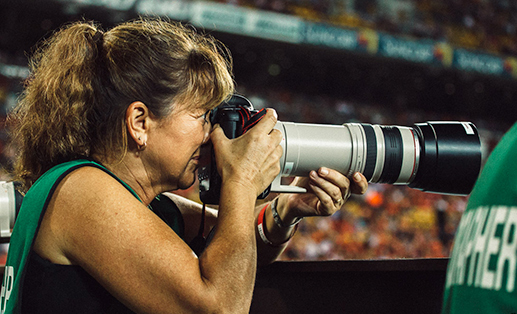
[[126, 101, 150, 149]]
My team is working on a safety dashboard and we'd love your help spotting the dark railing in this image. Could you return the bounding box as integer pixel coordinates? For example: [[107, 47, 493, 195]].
[[251, 258, 448, 314]]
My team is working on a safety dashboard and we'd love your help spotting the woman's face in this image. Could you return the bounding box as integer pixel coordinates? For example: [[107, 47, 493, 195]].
[[146, 104, 211, 192]]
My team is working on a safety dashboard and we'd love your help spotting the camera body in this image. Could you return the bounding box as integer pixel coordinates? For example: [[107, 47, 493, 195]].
[[198, 95, 482, 205], [198, 95, 271, 204]]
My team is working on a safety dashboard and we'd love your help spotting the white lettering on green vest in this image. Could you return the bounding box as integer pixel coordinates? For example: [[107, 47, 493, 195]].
[[1, 266, 14, 313], [446, 206, 517, 293]]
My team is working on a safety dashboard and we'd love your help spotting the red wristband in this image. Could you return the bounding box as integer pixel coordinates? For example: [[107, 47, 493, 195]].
[[257, 203, 297, 247]]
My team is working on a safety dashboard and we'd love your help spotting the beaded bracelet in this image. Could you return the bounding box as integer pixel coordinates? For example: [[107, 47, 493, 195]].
[[270, 197, 303, 228]]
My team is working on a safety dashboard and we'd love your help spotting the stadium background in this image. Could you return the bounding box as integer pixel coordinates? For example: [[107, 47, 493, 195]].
[[0, 0, 515, 262]]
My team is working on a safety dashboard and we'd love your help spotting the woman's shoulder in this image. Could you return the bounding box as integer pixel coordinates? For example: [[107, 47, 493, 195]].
[[25, 160, 140, 214], [33, 164, 149, 265], [55, 164, 141, 207]]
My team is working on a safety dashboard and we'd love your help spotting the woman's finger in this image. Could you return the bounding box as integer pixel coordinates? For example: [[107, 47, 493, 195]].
[[310, 168, 351, 202]]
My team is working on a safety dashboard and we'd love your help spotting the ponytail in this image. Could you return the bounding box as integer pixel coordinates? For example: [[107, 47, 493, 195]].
[[9, 21, 103, 191]]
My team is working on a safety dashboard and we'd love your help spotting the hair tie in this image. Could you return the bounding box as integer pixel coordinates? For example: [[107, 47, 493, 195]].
[[92, 30, 104, 59], [92, 30, 104, 44]]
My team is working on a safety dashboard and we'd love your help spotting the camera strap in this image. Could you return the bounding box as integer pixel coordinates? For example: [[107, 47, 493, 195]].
[[189, 203, 207, 256], [239, 107, 267, 133], [239, 106, 272, 199]]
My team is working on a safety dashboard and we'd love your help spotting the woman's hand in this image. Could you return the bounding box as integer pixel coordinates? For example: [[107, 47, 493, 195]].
[[253, 168, 368, 265], [279, 168, 368, 224], [210, 109, 284, 197]]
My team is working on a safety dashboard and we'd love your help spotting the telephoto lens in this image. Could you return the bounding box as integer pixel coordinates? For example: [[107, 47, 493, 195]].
[[273, 120, 481, 195]]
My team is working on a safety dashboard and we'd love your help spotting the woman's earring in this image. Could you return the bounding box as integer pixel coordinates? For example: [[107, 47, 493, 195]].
[[137, 137, 147, 151]]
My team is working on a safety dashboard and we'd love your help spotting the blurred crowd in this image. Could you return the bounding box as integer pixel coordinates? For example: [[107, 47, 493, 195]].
[[281, 186, 466, 260], [218, 0, 517, 57]]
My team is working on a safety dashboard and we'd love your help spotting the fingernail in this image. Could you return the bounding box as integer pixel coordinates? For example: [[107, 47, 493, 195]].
[[269, 109, 278, 119], [310, 170, 318, 179], [319, 168, 329, 176], [354, 172, 361, 181]]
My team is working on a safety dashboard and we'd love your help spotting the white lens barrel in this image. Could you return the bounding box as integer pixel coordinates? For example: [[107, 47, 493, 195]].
[[275, 122, 355, 177], [273, 121, 420, 185]]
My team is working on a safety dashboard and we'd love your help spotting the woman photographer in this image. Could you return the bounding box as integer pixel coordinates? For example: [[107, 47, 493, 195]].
[[3, 17, 367, 313]]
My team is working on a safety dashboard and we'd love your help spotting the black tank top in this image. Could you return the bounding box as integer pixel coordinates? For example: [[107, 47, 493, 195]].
[[22, 253, 134, 313]]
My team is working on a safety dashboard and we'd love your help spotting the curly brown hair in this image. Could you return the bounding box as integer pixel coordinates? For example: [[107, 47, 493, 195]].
[[8, 17, 235, 191]]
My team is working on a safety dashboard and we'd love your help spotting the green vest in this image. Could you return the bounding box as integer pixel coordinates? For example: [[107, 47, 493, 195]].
[[442, 122, 517, 313], [0, 160, 184, 313]]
